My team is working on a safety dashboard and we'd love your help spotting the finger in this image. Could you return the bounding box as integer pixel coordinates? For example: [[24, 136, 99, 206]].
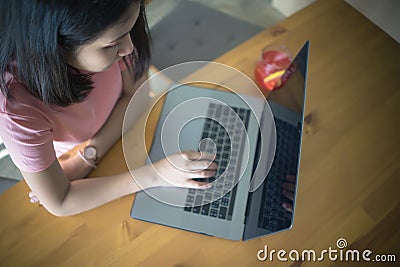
[[29, 191, 35, 198], [282, 182, 295, 192], [198, 182, 213, 189], [283, 189, 294, 201], [184, 161, 218, 172], [182, 151, 216, 162], [282, 202, 293, 212], [198, 151, 216, 161], [181, 151, 202, 161], [188, 169, 216, 178], [207, 162, 218, 170], [185, 179, 212, 189]]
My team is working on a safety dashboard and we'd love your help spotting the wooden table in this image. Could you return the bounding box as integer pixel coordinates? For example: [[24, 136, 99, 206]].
[[1, 0, 399, 266]]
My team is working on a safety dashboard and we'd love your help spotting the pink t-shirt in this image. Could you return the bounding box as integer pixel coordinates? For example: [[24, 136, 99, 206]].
[[0, 59, 129, 172]]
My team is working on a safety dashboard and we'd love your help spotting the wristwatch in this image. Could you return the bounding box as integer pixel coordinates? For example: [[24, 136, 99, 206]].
[[78, 145, 97, 168]]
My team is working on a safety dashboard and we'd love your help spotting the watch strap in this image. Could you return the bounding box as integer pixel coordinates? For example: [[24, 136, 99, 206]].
[[78, 149, 97, 168]]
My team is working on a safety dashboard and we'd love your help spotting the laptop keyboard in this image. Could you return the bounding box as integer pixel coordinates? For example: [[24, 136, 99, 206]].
[[183, 103, 250, 221], [258, 117, 300, 231]]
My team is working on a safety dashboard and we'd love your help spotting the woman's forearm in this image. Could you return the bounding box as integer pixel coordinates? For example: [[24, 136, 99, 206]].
[[58, 152, 94, 180], [57, 169, 154, 216], [23, 159, 156, 217], [25, 151, 216, 216], [56, 151, 216, 216]]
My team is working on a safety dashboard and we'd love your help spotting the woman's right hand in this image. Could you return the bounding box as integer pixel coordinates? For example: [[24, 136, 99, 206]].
[[135, 151, 218, 189]]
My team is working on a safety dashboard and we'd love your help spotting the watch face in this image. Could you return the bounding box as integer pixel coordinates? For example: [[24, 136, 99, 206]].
[[84, 146, 97, 160]]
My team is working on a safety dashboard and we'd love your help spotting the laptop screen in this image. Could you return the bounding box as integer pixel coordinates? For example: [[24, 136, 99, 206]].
[[268, 43, 309, 116], [244, 41, 309, 240]]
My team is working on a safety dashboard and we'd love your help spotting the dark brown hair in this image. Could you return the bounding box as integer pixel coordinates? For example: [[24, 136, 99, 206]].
[[0, 0, 151, 107]]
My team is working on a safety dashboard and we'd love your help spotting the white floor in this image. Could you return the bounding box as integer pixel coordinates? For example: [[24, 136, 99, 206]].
[[0, 138, 23, 180], [146, 0, 285, 29]]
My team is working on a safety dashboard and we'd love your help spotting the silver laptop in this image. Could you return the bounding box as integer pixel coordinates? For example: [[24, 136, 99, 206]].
[[131, 42, 309, 241]]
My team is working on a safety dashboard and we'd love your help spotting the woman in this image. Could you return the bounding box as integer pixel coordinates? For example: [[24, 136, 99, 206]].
[[0, 0, 216, 216]]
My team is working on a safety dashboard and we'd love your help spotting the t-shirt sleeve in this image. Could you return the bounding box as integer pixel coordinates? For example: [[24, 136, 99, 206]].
[[0, 99, 56, 173]]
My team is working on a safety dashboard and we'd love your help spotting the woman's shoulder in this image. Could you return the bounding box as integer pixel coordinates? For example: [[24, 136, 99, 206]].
[[0, 71, 50, 119]]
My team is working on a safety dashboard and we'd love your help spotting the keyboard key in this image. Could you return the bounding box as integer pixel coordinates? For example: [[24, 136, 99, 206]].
[[220, 160, 228, 168], [197, 189, 205, 195], [214, 192, 222, 200], [194, 195, 203, 206], [224, 181, 233, 189], [215, 105, 222, 117], [188, 188, 196, 194], [211, 201, 220, 209], [193, 206, 201, 214], [210, 209, 218, 217], [221, 197, 230, 207], [186, 195, 194, 203], [218, 207, 227, 219], [223, 107, 229, 116], [201, 204, 210, 215], [215, 183, 223, 191]]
